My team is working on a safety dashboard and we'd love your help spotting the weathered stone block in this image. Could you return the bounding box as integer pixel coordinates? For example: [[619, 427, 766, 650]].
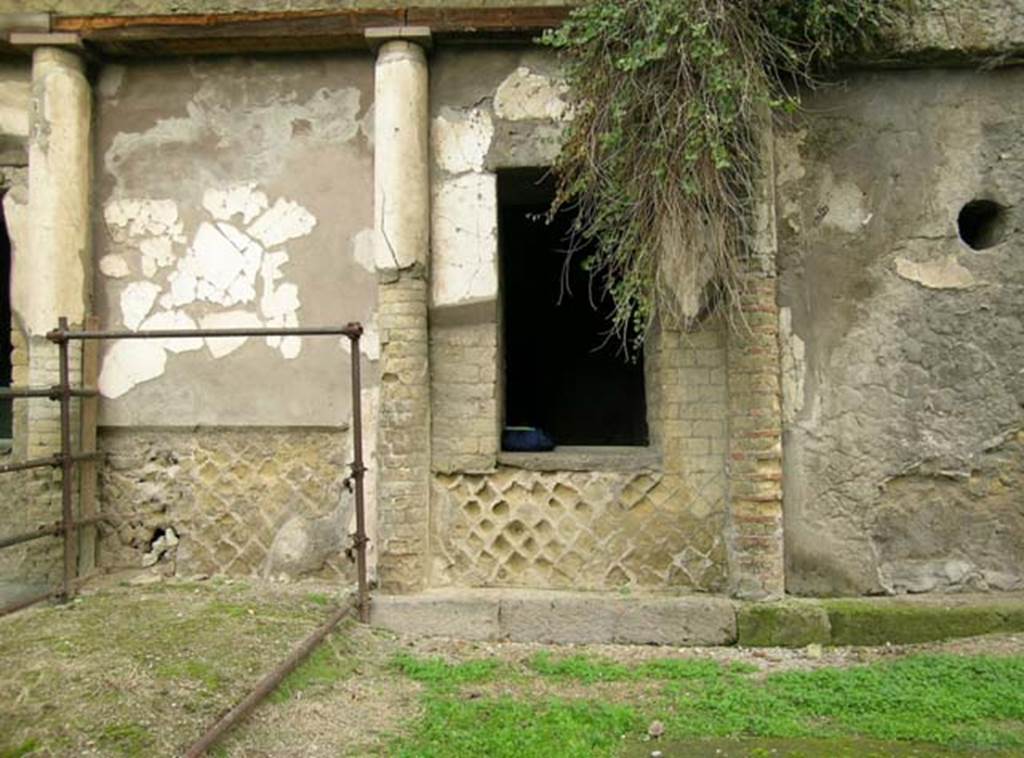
[[371, 591, 499, 639], [737, 601, 831, 647], [824, 598, 1024, 646]]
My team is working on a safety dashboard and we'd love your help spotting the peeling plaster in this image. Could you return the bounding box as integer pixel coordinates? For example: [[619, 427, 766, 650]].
[[202, 183, 268, 224], [98, 340, 168, 399], [98, 186, 319, 396], [431, 173, 498, 307], [139, 309, 203, 353], [120, 280, 161, 330], [104, 198, 185, 243], [99, 254, 130, 279], [352, 228, 377, 273], [432, 106, 494, 174], [199, 309, 262, 358], [494, 66, 570, 122], [247, 197, 316, 248], [779, 306, 807, 425], [894, 256, 976, 289], [819, 170, 871, 233], [104, 79, 363, 184]]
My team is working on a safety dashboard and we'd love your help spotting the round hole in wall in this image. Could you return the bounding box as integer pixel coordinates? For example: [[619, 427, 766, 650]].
[[957, 199, 1007, 251]]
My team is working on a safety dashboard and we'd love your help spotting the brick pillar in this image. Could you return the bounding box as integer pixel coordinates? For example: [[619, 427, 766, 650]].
[[726, 124, 785, 599], [367, 28, 432, 593]]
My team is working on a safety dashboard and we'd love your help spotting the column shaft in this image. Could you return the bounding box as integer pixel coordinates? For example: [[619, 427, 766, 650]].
[[371, 34, 432, 593]]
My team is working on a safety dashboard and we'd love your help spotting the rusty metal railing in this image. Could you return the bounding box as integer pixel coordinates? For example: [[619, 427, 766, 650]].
[[0, 317, 371, 622]]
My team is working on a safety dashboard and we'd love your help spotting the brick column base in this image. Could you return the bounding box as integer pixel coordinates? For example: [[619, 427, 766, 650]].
[[375, 275, 431, 593], [726, 276, 785, 599]]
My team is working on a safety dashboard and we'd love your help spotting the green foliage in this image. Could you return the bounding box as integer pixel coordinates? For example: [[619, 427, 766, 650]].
[[528, 652, 733, 683], [664, 654, 1024, 747], [93, 722, 153, 756], [390, 652, 504, 691], [541, 0, 905, 349], [393, 696, 639, 758], [391, 652, 1024, 755], [155, 659, 225, 691], [0, 739, 40, 758], [270, 638, 358, 703]]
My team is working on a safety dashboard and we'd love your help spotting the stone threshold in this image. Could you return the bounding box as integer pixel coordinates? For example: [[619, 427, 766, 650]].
[[369, 588, 1024, 647]]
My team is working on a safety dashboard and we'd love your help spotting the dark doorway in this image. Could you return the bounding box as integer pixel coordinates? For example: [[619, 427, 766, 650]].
[[1, 204, 10, 441], [499, 169, 648, 447]]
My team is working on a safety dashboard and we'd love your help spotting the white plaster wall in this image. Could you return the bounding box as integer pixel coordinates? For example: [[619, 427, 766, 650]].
[[93, 56, 379, 427], [429, 51, 571, 310]]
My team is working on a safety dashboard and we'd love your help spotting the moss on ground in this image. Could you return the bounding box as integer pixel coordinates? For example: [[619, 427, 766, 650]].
[[733, 597, 1024, 647], [823, 600, 1024, 646], [737, 601, 832, 647]]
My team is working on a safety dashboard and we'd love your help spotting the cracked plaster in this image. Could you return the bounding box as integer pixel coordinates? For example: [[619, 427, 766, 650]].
[[777, 68, 1024, 596]]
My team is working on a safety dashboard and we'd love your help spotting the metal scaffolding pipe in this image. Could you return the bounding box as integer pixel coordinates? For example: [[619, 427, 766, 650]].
[[0, 524, 60, 550], [0, 318, 369, 621], [48, 324, 364, 341], [0, 386, 98, 399], [184, 600, 356, 757], [57, 317, 76, 602], [0, 455, 60, 474]]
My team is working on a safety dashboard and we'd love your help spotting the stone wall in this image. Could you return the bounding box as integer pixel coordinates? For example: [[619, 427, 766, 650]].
[[777, 68, 1024, 595], [430, 321, 733, 592], [98, 427, 356, 579], [424, 47, 747, 593]]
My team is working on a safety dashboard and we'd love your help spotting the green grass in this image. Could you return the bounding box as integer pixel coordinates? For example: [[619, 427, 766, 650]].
[[528, 652, 755, 683], [155, 659, 225, 691], [305, 592, 330, 606], [93, 722, 152, 756], [393, 696, 638, 758], [390, 652, 1024, 756], [0, 739, 39, 758], [661, 654, 1024, 747], [391, 652, 505, 690], [270, 637, 358, 703]]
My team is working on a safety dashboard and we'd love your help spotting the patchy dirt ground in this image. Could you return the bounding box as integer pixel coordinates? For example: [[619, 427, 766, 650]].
[[2, 575, 1023, 757]]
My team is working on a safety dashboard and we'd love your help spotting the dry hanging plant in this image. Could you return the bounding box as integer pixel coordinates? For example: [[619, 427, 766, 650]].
[[541, 0, 906, 353]]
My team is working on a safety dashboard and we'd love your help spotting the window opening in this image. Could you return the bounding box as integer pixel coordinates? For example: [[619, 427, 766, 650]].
[[499, 168, 648, 448]]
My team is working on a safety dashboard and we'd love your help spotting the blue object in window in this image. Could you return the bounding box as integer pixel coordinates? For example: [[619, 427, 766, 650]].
[[502, 426, 555, 452]]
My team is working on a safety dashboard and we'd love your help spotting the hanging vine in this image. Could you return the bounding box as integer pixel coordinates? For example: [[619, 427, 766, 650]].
[[541, 0, 906, 351]]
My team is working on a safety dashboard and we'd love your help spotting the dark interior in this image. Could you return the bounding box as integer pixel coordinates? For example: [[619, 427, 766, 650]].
[[957, 199, 1006, 251], [499, 169, 648, 448], [1, 203, 10, 439]]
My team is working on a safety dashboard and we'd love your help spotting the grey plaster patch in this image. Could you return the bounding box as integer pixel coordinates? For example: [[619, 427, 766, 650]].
[[103, 63, 363, 189], [894, 255, 976, 289], [778, 68, 1024, 596], [263, 498, 350, 580]]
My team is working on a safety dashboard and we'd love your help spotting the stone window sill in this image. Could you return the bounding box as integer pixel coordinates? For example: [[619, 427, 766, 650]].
[[497, 446, 661, 473]]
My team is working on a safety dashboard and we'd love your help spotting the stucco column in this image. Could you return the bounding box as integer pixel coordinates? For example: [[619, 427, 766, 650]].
[[23, 45, 90, 457], [5, 42, 92, 585], [367, 28, 432, 593]]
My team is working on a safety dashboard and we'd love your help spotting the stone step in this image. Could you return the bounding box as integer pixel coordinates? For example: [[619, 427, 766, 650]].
[[370, 589, 1024, 647]]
